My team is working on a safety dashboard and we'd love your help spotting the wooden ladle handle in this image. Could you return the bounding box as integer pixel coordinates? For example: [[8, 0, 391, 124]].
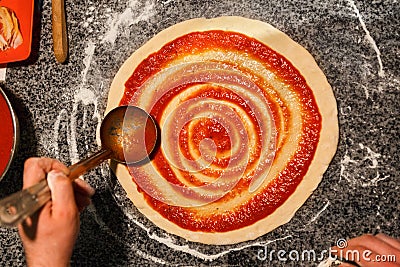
[[51, 0, 68, 63]]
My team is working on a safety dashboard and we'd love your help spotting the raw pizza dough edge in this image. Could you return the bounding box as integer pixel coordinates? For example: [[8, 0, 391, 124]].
[[106, 16, 339, 245]]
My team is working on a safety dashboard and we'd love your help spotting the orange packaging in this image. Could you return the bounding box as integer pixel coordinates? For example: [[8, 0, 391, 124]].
[[0, 0, 34, 63]]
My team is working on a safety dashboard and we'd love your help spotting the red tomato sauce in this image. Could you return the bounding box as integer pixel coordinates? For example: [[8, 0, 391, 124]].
[[0, 91, 15, 176], [120, 31, 321, 232]]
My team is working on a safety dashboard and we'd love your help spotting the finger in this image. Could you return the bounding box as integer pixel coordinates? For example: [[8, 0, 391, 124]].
[[343, 245, 399, 267], [47, 170, 78, 219], [334, 245, 371, 266], [73, 179, 95, 198], [375, 233, 400, 250], [339, 263, 358, 267], [23, 158, 50, 187], [73, 179, 94, 212], [23, 158, 69, 188], [359, 249, 399, 267], [333, 242, 400, 267], [74, 192, 92, 212], [50, 159, 70, 176], [17, 200, 53, 243], [347, 235, 400, 258]]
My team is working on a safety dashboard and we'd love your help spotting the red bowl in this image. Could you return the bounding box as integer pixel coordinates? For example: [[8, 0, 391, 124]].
[[0, 87, 18, 180]]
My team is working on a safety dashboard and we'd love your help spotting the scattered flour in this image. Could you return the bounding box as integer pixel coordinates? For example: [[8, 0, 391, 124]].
[[340, 142, 390, 187], [347, 0, 385, 78], [102, 0, 156, 45], [317, 257, 341, 267]]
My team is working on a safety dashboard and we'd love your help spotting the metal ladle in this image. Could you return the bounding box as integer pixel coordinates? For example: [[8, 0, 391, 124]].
[[0, 105, 158, 227]]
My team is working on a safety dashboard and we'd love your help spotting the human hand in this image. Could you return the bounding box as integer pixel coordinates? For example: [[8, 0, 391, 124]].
[[18, 157, 95, 267], [332, 233, 400, 266]]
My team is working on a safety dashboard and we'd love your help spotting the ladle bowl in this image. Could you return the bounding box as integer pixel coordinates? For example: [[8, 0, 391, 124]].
[[101, 105, 158, 164]]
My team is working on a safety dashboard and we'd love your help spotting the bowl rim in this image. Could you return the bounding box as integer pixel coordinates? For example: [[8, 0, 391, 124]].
[[0, 87, 19, 180]]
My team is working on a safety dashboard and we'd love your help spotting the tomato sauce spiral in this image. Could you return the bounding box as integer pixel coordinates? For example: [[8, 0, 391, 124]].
[[119, 30, 321, 232]]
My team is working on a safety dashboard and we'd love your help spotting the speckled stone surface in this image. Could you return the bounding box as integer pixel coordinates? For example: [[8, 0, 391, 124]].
[[0, 0, 399, 266]]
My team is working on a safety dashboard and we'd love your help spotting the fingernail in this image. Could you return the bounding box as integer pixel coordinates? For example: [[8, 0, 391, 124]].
[[47, 170, 68, 200]]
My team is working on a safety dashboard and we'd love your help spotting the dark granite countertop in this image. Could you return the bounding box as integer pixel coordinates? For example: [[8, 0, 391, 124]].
[[0, 0, 399, 266]]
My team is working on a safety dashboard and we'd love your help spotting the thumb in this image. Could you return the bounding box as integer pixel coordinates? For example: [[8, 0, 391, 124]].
[[47, 170, 78, 218]]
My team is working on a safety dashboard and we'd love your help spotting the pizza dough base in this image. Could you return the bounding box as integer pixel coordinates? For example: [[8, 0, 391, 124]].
[[106, 16, 338, 245]]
